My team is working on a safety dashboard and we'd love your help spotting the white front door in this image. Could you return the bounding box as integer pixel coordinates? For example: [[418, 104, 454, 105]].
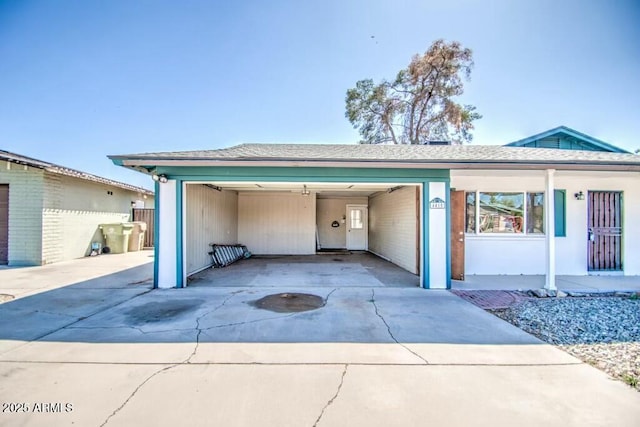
[[346, 205, 368, 250]]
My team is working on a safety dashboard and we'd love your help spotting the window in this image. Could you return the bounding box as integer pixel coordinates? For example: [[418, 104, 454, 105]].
[[350, 208, 364, 229], [465, 191, 546, 235], [526, 192, 544, 234], [465, 192, 476, 233], [478, 192, 524, 233]]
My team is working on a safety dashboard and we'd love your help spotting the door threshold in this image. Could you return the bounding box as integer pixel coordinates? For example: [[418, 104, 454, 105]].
[[588, 271, 624, 276]]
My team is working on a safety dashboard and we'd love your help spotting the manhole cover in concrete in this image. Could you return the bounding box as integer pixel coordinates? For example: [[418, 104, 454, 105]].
[[253, 293, 325, 313]]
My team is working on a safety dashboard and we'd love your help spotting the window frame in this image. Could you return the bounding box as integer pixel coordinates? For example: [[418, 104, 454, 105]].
[[465, 190, 545, 236]]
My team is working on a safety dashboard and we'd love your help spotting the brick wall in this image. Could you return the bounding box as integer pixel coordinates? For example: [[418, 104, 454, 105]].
[[42, 172, 153, 262], [0, 160, 45, 265]]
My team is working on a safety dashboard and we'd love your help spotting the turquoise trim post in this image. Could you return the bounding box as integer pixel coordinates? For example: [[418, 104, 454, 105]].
[[175, 179, 184, 288], [422, 181, 430, 289], [554, 190, 566, 237], [153, 181, 160, 289]]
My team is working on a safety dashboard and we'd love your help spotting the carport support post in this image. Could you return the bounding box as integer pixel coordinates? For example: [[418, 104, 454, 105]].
[[156, 179, 178, 288], [544, 169, 556, 290], [422, 181, 449, 289]]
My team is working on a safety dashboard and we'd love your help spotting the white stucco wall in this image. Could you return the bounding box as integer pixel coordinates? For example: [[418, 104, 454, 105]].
[[185, 184, 238, 275], [451, 170, 640, 275], [238, 192, 316, 255], [316, 197, 367, 249], [368, 186, 418, 274]]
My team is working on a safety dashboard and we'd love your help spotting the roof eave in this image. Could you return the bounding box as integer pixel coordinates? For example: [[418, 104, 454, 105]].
[[119, 158, 640, 172]]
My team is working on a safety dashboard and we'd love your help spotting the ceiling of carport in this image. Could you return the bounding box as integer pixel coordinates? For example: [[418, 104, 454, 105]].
[[193, 181, 412, 198]]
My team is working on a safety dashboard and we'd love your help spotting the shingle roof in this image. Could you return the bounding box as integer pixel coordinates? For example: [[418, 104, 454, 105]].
[[110, 143, 640, 169], [0, 150, 153, 195]]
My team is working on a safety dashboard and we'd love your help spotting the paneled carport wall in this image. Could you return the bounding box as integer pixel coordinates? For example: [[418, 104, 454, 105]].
[[369, 186, 418, 274], [185, 184, 238, 275]]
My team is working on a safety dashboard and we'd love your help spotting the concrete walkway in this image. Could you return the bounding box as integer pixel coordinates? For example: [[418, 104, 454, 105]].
[[0, 255, 638, 426], [453, 274, 640, 292]]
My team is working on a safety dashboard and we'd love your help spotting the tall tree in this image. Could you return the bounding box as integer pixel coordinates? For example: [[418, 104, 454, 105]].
[[345, 39, 481, 145]]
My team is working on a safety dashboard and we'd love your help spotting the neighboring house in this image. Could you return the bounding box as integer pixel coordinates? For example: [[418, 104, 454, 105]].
[[109, 127, 640, 289], [0, 150, 154, 266]]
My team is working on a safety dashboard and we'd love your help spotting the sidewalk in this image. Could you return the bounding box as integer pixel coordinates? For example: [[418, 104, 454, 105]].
[[453, 274, 640, 292]]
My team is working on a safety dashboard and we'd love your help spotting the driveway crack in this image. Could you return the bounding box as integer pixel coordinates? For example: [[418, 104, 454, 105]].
[[187, 291, 243, 363], [312, 364, 348, 427], [100, 291, 245, 425], [99, 363, 179, 427], [322, 288, 338, 307], [370, 289, 429, 364]]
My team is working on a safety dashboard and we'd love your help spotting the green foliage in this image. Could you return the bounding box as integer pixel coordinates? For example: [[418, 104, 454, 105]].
[[622, 374, 638, 389], [345, 39, 481, 145]]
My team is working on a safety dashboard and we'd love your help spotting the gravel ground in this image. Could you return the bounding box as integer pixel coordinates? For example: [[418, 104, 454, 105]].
[[490, 296, 640, 391]]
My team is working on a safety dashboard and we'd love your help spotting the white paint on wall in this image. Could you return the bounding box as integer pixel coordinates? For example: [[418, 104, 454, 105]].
[[368, 186, 417, 274], [185, 184, 238, 275], [316, 197, 367, 249], [428, 182, 447, 288], [451, 170, 640, 276], [157, 180, 177, 288], [238, 192, 316, 255]]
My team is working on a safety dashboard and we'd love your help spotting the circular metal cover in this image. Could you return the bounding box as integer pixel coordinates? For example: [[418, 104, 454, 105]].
[[253, 293, 325, 313]]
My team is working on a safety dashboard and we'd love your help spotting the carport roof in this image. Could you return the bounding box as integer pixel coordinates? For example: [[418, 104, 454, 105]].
[[110, 143, 640, 171]]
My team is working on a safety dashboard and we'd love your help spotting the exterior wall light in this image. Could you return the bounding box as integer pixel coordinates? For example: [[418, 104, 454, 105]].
[[574, 191, 585, 200], [152, 174, 168, 183], [301, 184, 310, 196]]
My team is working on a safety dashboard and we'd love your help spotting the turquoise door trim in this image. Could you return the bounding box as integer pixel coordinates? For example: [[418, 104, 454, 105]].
[[153, 180, 160, 289]]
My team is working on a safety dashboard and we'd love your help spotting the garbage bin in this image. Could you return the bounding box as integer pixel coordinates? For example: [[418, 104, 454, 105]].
[[127, 222, 148, 252], [99, 223, 134, 254]]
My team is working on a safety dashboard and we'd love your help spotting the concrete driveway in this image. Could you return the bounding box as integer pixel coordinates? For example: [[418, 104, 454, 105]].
[[0, 254, 638, 426]]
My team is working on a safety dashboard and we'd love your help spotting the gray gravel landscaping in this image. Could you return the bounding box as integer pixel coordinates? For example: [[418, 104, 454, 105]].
[[490, 295, 640, 391]]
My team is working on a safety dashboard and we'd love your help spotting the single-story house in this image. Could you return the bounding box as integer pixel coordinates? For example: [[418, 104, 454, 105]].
[[109, 127, 640, 289], [0, 150, 154, 266]]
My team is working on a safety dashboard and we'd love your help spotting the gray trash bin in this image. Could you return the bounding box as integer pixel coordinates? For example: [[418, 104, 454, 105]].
[[99, 223, 134, 254]]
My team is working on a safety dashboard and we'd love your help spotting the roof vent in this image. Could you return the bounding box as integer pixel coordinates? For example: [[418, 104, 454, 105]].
[[423, 140, 451, 146]]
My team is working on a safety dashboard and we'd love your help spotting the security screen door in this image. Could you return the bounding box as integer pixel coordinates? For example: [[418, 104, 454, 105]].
[[588, 191, 622, 271]]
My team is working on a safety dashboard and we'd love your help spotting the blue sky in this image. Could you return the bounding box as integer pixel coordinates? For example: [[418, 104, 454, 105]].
[[1, 0, 639, 190]]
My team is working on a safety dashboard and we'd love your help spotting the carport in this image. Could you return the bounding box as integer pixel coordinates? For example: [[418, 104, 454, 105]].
[[109, 144, 451, 289]]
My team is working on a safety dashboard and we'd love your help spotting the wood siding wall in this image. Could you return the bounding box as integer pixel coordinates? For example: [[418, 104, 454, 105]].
[[185, 185, 238, 275], [316, 197, 367, 249], [368, 186, 417, 274], [238, 192, 316, 255], [132, 208, 155, 248]]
